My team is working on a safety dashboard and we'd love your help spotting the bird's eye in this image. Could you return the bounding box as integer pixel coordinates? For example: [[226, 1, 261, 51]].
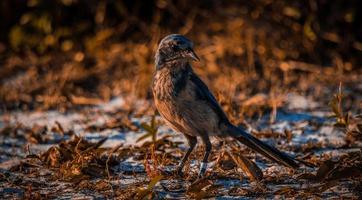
[[172, 45, 180, 51]]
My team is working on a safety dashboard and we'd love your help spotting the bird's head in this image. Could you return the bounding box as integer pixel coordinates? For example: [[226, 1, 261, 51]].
[[155, 34, 200, 67]]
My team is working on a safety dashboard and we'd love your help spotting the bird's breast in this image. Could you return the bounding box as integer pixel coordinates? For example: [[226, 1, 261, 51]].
[[152, 67, 190, 101], [152, 69, 221, 136]]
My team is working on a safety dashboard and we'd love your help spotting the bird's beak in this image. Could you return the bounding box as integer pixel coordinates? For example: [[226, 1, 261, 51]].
[[187, 48, 200, 61]]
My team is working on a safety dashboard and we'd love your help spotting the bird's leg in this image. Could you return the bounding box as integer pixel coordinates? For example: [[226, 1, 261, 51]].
[[176, 134, 197, 176], [198, 134, 212, 178]]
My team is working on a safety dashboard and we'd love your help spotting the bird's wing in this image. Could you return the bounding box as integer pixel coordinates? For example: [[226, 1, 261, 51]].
[[189, 72, 230, 124]]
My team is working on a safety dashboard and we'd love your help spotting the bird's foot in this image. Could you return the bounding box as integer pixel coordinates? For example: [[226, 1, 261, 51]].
[[175, 167, 184, 177], [190, 174, 210, 187], [159, 168, 173, 176]]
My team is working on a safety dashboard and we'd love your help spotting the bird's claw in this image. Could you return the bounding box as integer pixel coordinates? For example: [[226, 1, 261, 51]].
[[175, 168, 184, 177]]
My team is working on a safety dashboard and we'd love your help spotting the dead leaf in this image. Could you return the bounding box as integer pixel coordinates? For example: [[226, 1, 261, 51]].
[[326, 166, 362, 181], [186, 178, 214, 200], [135, 175, 163, 200], [315, 160, 336, 181], [226, 148, 263, 182]]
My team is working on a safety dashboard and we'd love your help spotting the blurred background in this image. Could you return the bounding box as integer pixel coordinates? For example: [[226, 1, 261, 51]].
[[0, 0, 361, 114]]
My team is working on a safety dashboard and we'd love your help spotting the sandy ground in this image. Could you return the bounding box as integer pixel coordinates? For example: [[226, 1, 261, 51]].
[[0, 94, 361, 199]]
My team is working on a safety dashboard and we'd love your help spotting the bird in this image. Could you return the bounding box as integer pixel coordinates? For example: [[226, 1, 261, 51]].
[[152, 34, 299, 177]]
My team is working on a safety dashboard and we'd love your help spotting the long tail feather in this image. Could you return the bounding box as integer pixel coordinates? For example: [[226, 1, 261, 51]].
[[226, 125, 299, 169]]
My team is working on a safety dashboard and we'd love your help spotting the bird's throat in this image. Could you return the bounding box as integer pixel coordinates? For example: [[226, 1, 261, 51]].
[[153, 61, 191, 100]]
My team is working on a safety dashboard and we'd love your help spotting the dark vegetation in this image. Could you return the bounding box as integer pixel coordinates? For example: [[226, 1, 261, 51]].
[[0, 0, 361, 110], [0, 0, 361, 199]]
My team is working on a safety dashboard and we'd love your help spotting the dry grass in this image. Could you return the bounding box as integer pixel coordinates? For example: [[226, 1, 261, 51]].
[[1, 1, 361, 114], [0, 1, 362, 199]]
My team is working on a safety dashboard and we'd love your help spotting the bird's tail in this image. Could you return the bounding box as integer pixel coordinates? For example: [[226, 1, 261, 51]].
[[226, 124, 299, 169]]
